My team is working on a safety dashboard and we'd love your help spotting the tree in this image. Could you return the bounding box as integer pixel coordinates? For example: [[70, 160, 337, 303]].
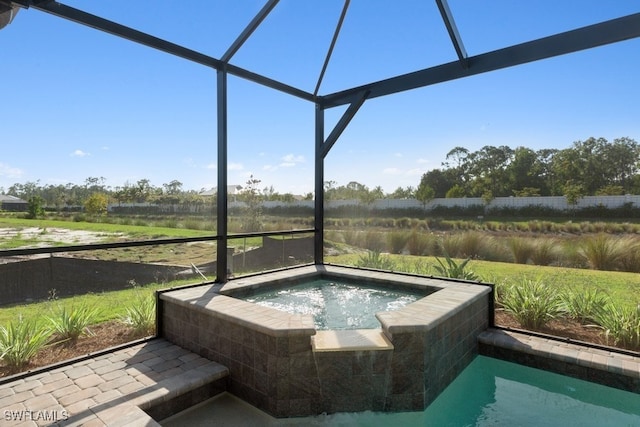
[[84, 193, 108, 216], [445, 184, 465, 198], [26, 195, 45, 219], [564, 181, 585, 211], [415, 182, 435, 208], [239, 175, 263, 232]]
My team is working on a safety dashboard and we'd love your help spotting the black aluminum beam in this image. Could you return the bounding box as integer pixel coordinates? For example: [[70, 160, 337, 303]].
[[321, 90, 369, 158], [216, 68, 229, 282], [314, 104, 325, 265], [314, 0, 350, 97], [221, 0, 279, 63], [321, 12, 640, 108], [435, 0, 468, 68], [30, 1, 314, 102]]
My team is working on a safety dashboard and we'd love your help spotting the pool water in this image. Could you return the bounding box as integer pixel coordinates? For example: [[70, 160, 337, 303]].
[[162, 356, 640, 426], [242, 279, 424, 330]]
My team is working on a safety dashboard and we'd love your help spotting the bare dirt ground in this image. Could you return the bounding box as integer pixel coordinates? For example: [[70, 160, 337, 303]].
[[0, 227, 123, 247]]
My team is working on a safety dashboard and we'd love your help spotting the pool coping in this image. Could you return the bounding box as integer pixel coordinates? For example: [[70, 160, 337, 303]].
[[479, 328, 640, 393], [160, 264, 493, 339]]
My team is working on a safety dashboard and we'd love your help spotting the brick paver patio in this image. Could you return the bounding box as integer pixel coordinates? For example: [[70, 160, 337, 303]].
[[0, 339, 228, 426]]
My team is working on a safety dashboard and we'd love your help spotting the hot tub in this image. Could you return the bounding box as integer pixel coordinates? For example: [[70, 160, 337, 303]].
[[159, 265, 492, 417]]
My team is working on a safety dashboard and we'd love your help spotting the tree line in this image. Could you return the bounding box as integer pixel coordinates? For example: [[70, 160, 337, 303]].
[[415, 137, 640, 203], [2, 136, 638, 212]]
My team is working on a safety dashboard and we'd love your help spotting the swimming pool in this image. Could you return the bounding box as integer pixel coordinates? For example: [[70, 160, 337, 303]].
[[161, 355, 640, 426], [242, 279, 426, 330]]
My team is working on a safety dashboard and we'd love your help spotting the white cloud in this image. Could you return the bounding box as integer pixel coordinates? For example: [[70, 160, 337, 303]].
[[205, 163, 217, 170], [279, 162, 296, 168], [281, 154, 305, 163], [417, 158, 429, 164], [71, 149, 90, 157], [263, 164, 276, 171], [228, 162, 244, 171], [0, 162, 23, 178], [394, 152, 403, 157]]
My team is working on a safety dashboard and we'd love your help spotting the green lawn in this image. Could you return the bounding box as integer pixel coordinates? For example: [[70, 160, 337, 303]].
[[0, 279, 203, 327], [326, 253, 640, 309]]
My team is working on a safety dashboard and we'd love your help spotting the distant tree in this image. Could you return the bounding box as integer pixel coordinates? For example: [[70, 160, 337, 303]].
[[26, 195, 45, 219], [513, 187, 541, 197], [84, 193, 108, 216], [595, 185, 625, 196], [415, 182, 435, 208], [388, 186, 415, 199], [564, 181, 585, 211], [239, 175, 263, 232], [445, 184, 465, 198]]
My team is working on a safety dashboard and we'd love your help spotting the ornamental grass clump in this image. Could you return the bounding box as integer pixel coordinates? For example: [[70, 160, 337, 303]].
[[579, 234, 622, 271], [594, 303, 640, 349], [356, 250, 396, 271], [560, 287, 610, 325], [0, 318, 52, 372], [500, 278, 564, 329], [433, 253, 479, 281], [48, 304, 100, 343], [121, 294, 156, 337]]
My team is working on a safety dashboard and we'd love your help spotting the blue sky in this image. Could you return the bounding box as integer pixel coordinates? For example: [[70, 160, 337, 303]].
[[1, 1, 639, 195]]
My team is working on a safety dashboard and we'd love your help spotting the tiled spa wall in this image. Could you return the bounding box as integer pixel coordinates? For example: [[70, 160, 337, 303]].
[[159, 273, 491, 417]]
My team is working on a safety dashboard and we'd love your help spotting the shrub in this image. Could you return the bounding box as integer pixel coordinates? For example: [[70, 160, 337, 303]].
[[387, 231, 409, 254], [0, 318, 52, 372], [595, 304, 640, 349], [356, 251, 395, 270], [507, 237, 535, 264], [579, 234, 622, 271], [530, 238, 557, 266], [439, 234, 461, 258], [121, 294, 156, 337], [501, 278, 564, 329], [617, 236, 640, 273], [560, 287, 610, 325], [458, 231, 485, 258], [432, 253, 479, 281], [364, 231, 386, 252], [406, 231, 433, 256], [48, 304, 100, 342]]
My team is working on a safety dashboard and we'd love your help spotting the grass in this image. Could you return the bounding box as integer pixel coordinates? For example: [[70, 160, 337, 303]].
[[0, 279, 197, 327], [325, 253, 640, 310], [0, 217, 214, 240]]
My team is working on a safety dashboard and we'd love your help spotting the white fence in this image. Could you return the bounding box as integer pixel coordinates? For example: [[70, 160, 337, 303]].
[[258, 195, 640, 211], [107, 195, 640, 212]]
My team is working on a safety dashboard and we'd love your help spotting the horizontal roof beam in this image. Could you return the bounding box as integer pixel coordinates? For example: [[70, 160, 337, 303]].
[[321, 12, 640, 108], [31, 1, 314, 102]]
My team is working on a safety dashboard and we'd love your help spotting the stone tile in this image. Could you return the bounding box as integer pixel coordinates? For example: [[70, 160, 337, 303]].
[[59, 387, 101, 406], [0, 390, 35, 407], [65, 365, 95, 380], [94, 361, 127, 375], [39, 372, 69, 384], [75, 373, 106, 389], [12, 380, 43, 394], [52, 384, 82, 399], [23, 393, 59, 412], [97, 375, 135, 392]]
